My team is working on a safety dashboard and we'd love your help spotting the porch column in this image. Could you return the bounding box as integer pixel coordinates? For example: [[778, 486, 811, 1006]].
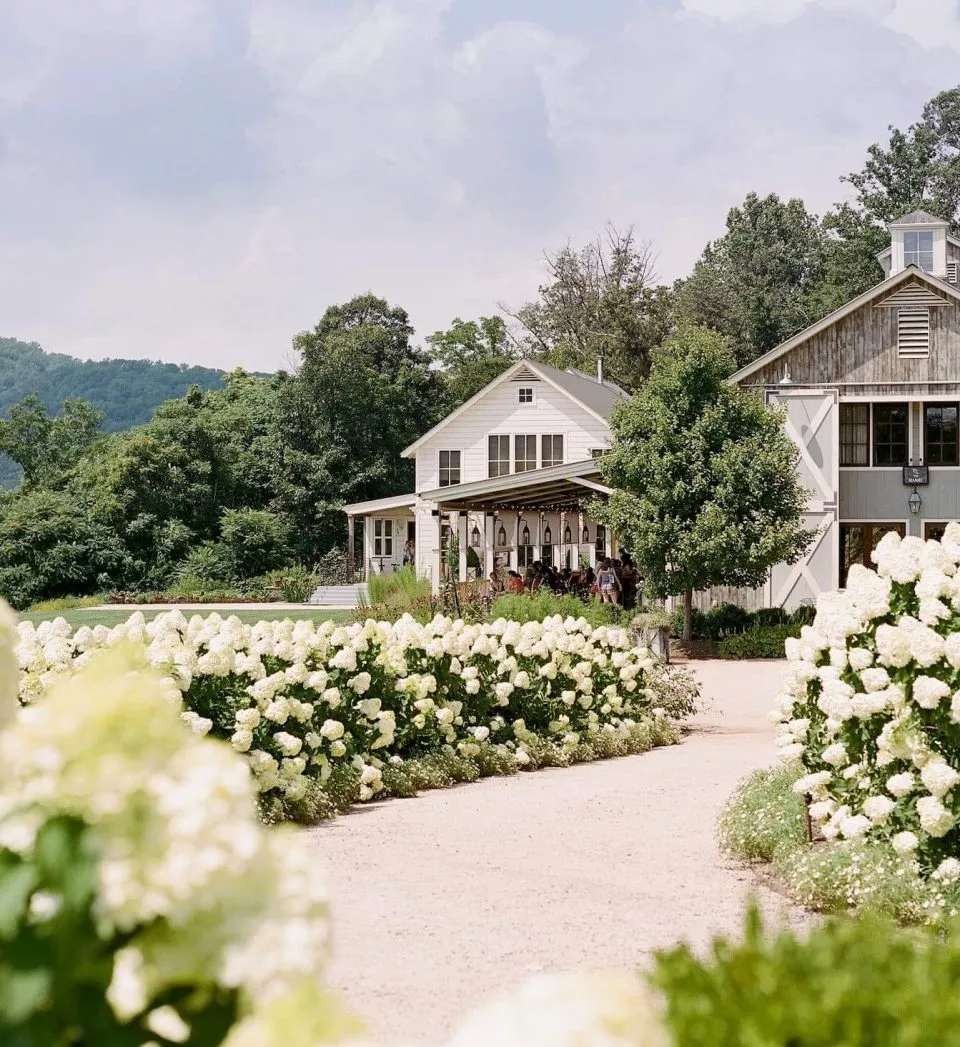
[[516, 511, 522, 572], [484, 513, 494, 580], [433, 507, 444, 595], [457, 511, 469, 583], [347, 514, 355, 583]]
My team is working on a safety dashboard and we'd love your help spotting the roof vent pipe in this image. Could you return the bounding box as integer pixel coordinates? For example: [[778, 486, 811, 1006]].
[[596, 354, 603, 384]]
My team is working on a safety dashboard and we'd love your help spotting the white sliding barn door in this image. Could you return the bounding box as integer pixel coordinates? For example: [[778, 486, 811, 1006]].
[[766, 389, 839, 610]]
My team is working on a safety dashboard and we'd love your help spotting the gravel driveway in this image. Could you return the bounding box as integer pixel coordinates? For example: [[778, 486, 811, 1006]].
[[308, 660, 806, 1042]]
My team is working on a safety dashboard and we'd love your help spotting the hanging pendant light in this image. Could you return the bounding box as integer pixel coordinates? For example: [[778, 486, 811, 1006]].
[[543, 524, 552, 544], [471, 524, 481, 547]]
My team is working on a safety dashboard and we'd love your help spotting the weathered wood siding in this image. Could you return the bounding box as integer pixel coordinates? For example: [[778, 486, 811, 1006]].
[[740, 277, 960, 395]]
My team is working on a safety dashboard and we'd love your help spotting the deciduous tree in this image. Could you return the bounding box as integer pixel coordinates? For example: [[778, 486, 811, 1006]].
[[505, 225, 672, 391], [598, 325, 813, 640]]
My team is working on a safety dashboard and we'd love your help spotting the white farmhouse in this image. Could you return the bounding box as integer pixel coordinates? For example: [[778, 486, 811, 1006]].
[[343, 359, 628, 590]]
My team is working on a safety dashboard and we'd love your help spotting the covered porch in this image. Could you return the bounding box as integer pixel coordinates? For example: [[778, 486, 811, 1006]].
[[342, 493, 417, 582], [419, 459, 614, 592]]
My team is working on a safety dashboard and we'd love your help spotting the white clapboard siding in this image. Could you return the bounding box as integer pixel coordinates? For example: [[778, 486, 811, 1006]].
[[415, 379, 612, 491]]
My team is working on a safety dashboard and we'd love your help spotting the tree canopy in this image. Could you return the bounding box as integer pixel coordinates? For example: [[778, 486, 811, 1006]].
[[506, 225, 673, 392], [598, 325, 813, 638]]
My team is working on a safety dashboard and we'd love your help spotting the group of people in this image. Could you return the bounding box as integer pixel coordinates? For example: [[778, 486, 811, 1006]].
[[492, 552, 640, 610]]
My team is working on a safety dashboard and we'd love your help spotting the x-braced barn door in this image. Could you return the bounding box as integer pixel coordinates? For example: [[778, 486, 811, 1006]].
[[766, 389, 839, 610]]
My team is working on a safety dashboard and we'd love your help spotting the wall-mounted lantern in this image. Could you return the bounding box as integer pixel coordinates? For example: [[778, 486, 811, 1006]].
[[563, 523, 572, 544], [471, 524, 481, 547], [909, 488, 922, 515], [497, 523, 507, 547], [543, 524, 552, 544], [582, 523, 590, 544], [521, 521, 530, 545]]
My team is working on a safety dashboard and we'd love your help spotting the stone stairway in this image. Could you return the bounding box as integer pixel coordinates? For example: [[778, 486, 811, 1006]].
[[308, 583, 368, 607]]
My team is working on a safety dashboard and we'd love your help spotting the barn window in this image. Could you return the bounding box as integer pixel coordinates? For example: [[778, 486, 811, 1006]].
[[839, 404, 869, 466], [904, 230, 934, 271], [898, 308, 930, 358], [872, 404, 908, 466], [518, 387, 534, 403], [925, 404, 959, 465], [438, 450, 461, 487]]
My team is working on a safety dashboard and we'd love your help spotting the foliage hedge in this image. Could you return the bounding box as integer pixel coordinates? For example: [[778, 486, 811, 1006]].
[[653, 906, 960, 1046], [717, 625, 800, 659]]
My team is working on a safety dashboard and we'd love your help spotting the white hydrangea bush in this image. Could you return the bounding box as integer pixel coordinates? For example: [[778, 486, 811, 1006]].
[[16, 611, 669, 807], [776, 522, 960, 874]]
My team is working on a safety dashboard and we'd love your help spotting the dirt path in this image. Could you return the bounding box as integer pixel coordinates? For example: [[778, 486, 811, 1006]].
[[307, 660, 806, 1043]]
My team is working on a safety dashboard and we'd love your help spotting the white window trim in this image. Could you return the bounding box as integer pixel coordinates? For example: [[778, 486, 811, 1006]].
[[513, 433, 538, 473], [436, 448, 463, 488], [541, 433, 565, 470], [373, 518, 394, 558], [517, 386, 536, 405], [487, 434, 511, 479]]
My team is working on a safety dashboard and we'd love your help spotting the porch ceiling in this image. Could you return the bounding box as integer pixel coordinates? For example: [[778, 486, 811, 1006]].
[[421, 459, 611, 512]]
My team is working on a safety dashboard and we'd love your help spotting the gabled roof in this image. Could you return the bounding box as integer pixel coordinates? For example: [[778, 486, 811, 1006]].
[[889, 210, 950, 227], [729, 266, 960, 386], [401, 358, 629, 458]]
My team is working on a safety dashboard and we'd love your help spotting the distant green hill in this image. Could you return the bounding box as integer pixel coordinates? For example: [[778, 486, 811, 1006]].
[[0, 338, 229, 487]]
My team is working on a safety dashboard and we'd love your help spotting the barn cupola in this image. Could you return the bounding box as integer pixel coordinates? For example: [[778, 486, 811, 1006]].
[[881, 210, 950, 280]]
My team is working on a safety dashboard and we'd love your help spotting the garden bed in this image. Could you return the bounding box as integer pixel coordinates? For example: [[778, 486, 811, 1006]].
[[17, 609, 700, 824]]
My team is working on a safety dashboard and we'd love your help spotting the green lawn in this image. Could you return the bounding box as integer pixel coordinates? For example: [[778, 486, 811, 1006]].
[[18, 607, 354, 629]]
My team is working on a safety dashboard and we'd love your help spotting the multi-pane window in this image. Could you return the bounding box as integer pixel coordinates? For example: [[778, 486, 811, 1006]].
[[518, 387, 533, 403], [872, 404, 908, 466], [373, 519, 393, 557], [839, 523, 905, 588], [515, 435, 537, 472], [904, 230, 935, 271], [839, 404, 869, 466], [488, 435, 510, 478], [925, 403, 959, 465], [438, 450, 461, 487], [541, 434, 564, 469]]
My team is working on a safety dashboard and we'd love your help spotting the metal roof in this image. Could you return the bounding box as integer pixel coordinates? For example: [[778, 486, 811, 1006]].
[[529, 361, 630, 419], [343, 492, 416, 516], [419, 458, 611, 512], [889, 210, 950, 227]]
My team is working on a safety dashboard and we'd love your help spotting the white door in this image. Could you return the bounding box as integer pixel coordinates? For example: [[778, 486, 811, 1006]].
[[766, 389, 839, 610]]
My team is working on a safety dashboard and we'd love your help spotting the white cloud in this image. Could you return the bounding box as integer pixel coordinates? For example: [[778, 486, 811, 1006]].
[[681, 0, 960, 53], [0, 0, 958, 371]]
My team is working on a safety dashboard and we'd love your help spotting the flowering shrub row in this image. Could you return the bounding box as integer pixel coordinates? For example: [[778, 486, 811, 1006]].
[[17, 610, 682, 810], [775, 523, 960, 878]]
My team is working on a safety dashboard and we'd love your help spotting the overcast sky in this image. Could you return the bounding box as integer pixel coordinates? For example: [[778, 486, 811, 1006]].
[[1, 0, 958, 372]]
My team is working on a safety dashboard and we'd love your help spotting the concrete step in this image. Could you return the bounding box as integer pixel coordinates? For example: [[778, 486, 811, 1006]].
[[309, 584, 368, 607]]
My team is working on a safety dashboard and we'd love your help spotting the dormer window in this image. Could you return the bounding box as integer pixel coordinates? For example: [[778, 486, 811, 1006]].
[[904, 231, 934, 271], [518, 387, 533, 404]]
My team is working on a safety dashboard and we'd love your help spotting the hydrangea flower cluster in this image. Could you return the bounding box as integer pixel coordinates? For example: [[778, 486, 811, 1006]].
[[776, 522, 960, 873], [0, 638, 335, 1041], [17, 611, 661, 805]]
